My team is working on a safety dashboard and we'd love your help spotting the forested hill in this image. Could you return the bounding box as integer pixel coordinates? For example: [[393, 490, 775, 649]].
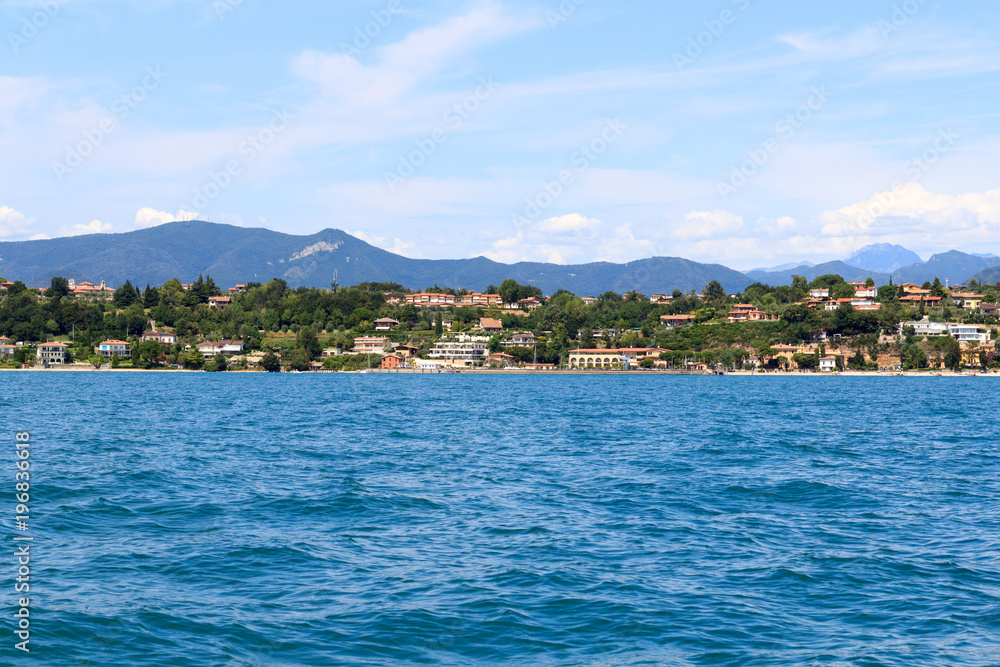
[[0, 221, 755, 295]]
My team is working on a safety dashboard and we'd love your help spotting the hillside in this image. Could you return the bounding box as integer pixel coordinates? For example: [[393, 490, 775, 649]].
[[0, 221, 755, 295]]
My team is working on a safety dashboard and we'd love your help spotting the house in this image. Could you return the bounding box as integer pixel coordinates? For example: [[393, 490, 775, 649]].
[[825, 298, 855, 311], [819, 356, 838, 372], [809, 288, 829, 298], [97, 340, 131, 359], [441, 319, 454, 331], [948, 325, 990, 344], [522, 363, 556, 370], [847, 283, 878, 298], [488, 352, 515, 365], [729, 305, 778, 324], [141, 321, 177, 345], [196, 340, 246, 357], [902, 318, 949, 337], [428, 338, 489, 366], [568, 347, 669, 369], [352, 337, 392, 354], [207, 296, 231, 309], [227, 284, 247, 294], [404, 293, 457, 306], [462, 293, 502, 307], [70, 279, 112, 296], [0, 336, 11, 345], [503, 332, 537, 348], [581, 297, 598, 305], [395, 344, 421, 359], [0, 344, 15, 358], [380, 354, 406, 369], [901, 283, 924, 294], [0, 281, 14, 291], [650, 294, 673, 303], [321, 348, 342, 358], [660, 314, 695, 326], [949, 293, 982, 310], [727, 304, 756, 323], [374, 318, 400, 332], [981, 303, 998, 317], [850, 297, 876, 308], [36, 342, 69, 365], [479, 318, 503, 333], [515, 297, 543, 310]]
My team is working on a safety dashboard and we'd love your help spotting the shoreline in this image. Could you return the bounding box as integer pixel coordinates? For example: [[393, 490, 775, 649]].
[[2, 365, 996, 377]]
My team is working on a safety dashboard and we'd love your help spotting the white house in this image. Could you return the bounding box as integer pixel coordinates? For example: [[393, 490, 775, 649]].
[[819, 356, 837, 372], [197, 340, 246, 357]]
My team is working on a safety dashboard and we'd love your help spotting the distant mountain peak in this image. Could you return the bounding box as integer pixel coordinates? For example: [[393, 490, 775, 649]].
[[844, 244, 922, 274]]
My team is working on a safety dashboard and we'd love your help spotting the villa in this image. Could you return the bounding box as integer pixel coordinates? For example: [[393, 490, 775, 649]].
[[36, 342, 69, 365], [97, 340, 131, 359]]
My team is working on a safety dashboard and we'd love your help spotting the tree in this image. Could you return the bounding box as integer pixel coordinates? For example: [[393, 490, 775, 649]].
[[831, 283, 856, 299], [296, 326, 322, 360], [943, 336, 962, 371], [114, 281, 140, 308], [184, 350, 206, 369], [791, 274, 808, 292], [930, 278, 946, 298], [704, 280, 726, 301], [671, 289, 683, 299], [865, 277, 875, 288], [46, 277, 70, 299], [261, 350, 281, 373], [435, 312, 443, 336]]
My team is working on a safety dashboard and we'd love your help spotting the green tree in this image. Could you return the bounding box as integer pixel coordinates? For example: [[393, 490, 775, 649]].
[[46, 276, 70, 299], [943, 336, 962, 370], [261, 350, 281, 373], [113, 281, 140, 308], [296, 326, 322, 360], [704, 280, 726, 301], [865, 277, 875, 288], [184, 349, 206, 369]]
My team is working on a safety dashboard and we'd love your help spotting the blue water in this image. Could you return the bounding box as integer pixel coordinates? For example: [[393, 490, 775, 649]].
[[3, 374, 1000, 665]]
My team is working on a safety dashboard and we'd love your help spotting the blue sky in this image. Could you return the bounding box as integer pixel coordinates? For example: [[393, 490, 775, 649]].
[[1, 0, 999, 269]]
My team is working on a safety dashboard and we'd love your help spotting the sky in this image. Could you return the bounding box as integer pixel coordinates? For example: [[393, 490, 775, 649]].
[[1, 0, 999, 270]]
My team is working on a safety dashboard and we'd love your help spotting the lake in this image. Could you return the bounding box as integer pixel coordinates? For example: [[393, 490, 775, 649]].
[[4, 373, 999, 665]]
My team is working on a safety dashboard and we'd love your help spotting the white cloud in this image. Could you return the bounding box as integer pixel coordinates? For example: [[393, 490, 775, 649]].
[[820, 183, 1000, 237], [675, 210, 744, 240], [72, 220, 113, 235], [756, 216, 798, 236], [536, 213, 600, 235], [0, 205, 33, 238], [135, 208, 199, 228], [352, 229, 416, 257]]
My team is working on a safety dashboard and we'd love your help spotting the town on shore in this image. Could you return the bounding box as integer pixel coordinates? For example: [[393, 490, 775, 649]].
[[1, 273, 998, 374]]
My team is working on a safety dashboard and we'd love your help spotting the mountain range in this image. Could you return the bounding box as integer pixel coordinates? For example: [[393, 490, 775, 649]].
[[1, 222, 998, 295]]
